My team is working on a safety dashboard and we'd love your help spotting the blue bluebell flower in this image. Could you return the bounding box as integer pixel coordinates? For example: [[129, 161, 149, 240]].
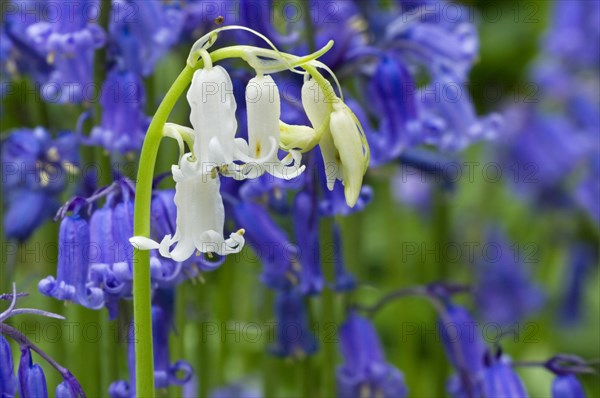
[[56, 381, 74, 398], [331, 223, 356, 292], [39, 214, 104, 309], [1, 335, 17, 397], [1, 127, 79, 241], [481, 354, 528, 398], [337, 312, 408, 398], [239, 173, 305, 214], [109, 0, 183, 76], [89, 69, 149, 154], [439, 304, 486, 397], [17, 346, 48, 398], [26, 0, 105, 103], [233, 201, 299, 290], [365, 56, 419, 165], [473, 230, 545, 326], [552, 374, 586, 398], [545, 0, 600, 68], [292, 191, 323, 295], [270, 290, 318, 359]]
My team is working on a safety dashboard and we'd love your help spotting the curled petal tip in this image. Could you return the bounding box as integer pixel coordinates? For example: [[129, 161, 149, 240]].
[[129, 236, 160, 250]]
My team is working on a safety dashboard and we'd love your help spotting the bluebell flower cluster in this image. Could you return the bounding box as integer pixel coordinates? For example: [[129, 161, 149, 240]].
[[1, 127, 79, 241]]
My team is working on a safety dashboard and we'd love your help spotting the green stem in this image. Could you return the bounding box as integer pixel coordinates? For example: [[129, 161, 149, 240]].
[[320, 218, 336, 398], [132, 65, 195, 398]]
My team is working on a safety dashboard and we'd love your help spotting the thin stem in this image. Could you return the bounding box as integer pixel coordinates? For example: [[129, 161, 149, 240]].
[[132, 65, 195, 398]]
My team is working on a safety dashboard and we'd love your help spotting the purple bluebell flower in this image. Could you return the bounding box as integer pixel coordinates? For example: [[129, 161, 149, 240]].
[[39, 214, 104, 309], [270, 290, 317, 358], [109, 0, 183, 76], [473, 230, 545, 326], [481, 355, 528, 398], [439, 304, 486, 397], [233, 201, 299, 290], [337, 312, 408, 398], [365, 56, 419, 165], [2, 128, 79, 240], [239, 173, 305, 214], [293, 191, 323, 295], [89, 69, 149, 154], [545, 0, 600, 68], [418, 72, 502, 152], [17, 346, 48, 398], [26, 0, 105, 103], [1, 335, 17, 397], [331, 223, 356, 292], [552, 374, 586, 398]]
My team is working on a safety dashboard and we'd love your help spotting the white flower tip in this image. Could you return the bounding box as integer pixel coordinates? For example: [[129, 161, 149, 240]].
[[129, 236, 160, 250]]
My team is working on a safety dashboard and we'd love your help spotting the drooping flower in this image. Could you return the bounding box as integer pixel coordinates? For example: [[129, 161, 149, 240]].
[[337, 312, 408, 398], [270, 290, 318, 359], [89, 69, 149, 154], [1, 127, 79, 241], [39, 214, 104, 309], [552, 374, 586, 398], [26, 0, 105, 103], [18, 346, 48, 398], [481, 355, 528, 398], [1, 335, 17, 397], [560, 244, 598, 324], [109, 0, 183, 76], [301, 78, 370, 207]]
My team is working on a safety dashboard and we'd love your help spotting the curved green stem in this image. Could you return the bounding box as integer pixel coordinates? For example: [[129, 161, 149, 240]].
[[132, 42, 335, 397], [132, 65, 195, 398]]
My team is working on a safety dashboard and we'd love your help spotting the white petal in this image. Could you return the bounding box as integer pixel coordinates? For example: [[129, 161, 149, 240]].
[[246, 75, 280, 158], [187, 66, 237, 165], [129, 236, 160, 250]]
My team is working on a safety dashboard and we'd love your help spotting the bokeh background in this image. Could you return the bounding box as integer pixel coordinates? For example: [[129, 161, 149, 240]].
[[1, 1, 599, 397]]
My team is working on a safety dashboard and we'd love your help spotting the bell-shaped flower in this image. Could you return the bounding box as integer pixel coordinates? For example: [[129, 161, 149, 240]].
[[89, 69, 150, 154], [18, 346, 48, 398], [481, 356, 528, 398], [337, 312, 408, 398], [132, 155, 245, 262], [39, 214, 104, 309], [235, 74, 305, 179], [552, 374, 586, 398], [187, 65, 239, 171], [26, 0, 105, 103], [1, 335, 17, 397], [270, 290, 318, 359], [301, 78, 370, 207]]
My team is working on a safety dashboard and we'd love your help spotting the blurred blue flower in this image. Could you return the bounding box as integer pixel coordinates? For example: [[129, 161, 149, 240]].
[[481, 355, 528, 398], [575, 153, 600, 225], [293, 191, 324, 295], [270, 290, 318, 358], [473, 230, 545, 326], [552, 374, 586, 398], [238, 0, 298, 47], [17, 346, 48, 398], [109, 0, 183, 76], [89, 69, 149, 154], [337, 312, 408, 398], [1, 335, 17, 397], [2, 127, 79, 240], [39, 214, 105, 309], [26, 0, 105, 103], [233, 201, 299, 290], [560, 244, 598, 324]]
